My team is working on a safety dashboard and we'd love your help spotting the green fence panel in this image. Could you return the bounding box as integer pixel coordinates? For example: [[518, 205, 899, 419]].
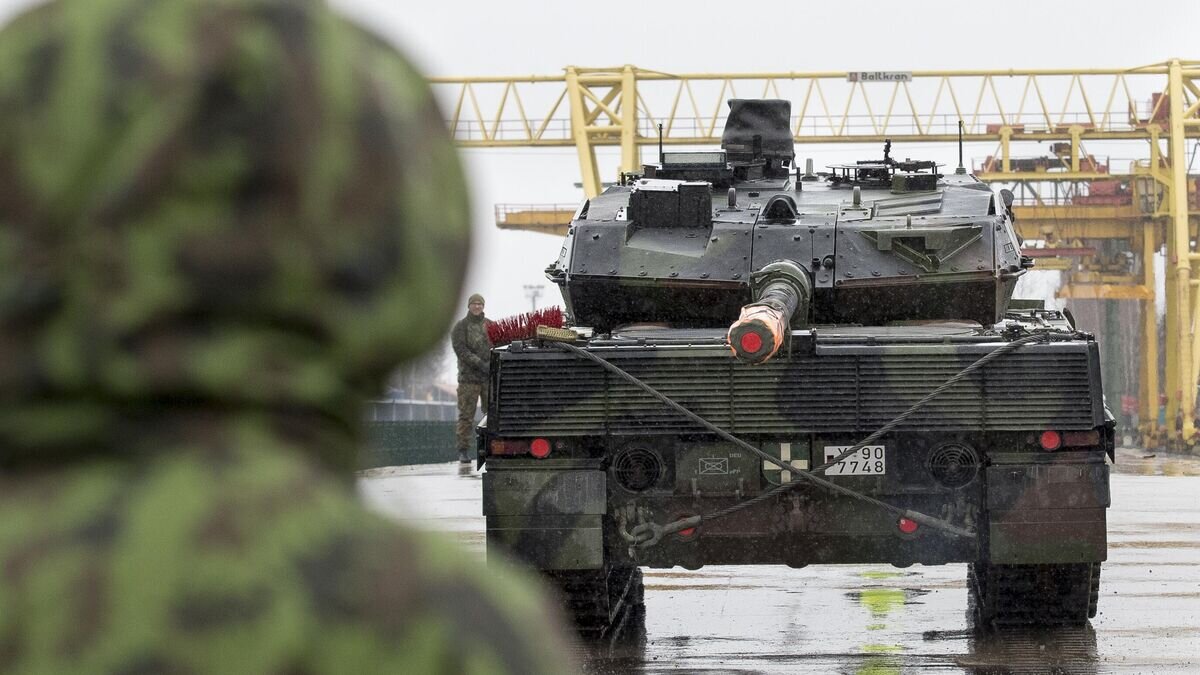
[[361, 421, 458, 468]]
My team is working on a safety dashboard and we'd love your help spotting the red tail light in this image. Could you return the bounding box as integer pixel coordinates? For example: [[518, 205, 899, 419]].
[[530, 438, 552, 459], [898, 517, 919, 534], [490, 440, 529, 456], [1062, 430, 1101, 447], [1039, 430, 1062, 451]]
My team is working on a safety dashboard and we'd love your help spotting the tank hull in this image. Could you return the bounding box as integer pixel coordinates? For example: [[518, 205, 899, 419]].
[[481, 328, 1111, 628]]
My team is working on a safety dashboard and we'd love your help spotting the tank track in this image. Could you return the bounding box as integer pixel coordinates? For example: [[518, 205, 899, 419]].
[[547, 566, 644, 638], [969, 562, 1100, 626]]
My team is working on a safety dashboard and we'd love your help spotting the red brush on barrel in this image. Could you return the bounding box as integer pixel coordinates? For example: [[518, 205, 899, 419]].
[[486, 306, 565, 346]]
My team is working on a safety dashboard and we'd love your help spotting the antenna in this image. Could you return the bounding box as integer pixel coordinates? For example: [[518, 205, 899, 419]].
[[955, 120, 966, 174], [658, 123, 664, 165], [522, 284, 543, 313]]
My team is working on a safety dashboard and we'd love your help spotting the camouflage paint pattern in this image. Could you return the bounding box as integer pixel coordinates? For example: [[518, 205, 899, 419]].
[[0, 0, 572, 672]]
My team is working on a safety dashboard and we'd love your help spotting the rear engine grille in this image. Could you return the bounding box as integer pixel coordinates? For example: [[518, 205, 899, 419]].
[[610, 447, 664, 492], [927, 443, 981, 488], [495, 344, 1099, 435]]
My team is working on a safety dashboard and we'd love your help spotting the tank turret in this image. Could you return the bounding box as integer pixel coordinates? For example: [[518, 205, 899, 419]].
[[546, 98, 1032, 360]]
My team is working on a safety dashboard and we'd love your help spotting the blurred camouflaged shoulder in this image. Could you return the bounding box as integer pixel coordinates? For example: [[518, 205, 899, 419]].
[[0, 0, 573, 672]]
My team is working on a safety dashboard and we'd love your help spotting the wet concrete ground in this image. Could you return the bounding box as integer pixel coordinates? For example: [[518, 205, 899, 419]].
[[359, 449, 1200, 674]]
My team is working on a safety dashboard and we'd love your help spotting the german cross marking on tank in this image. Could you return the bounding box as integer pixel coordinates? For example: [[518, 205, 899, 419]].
[[763, 442, 809, 482]]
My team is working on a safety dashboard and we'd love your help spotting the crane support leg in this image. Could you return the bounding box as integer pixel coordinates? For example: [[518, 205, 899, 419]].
[[566, 67, 603, 199], [1139, 220, 1161, 447], [1165, 229, 1179, 442], [620, 65, 639, 176], [1167, 60, 1196, 443], [1192, 279, 1200, 414]]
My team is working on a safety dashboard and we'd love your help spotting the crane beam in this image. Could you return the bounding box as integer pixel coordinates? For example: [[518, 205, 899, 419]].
[[434, 65, 1200, 153]]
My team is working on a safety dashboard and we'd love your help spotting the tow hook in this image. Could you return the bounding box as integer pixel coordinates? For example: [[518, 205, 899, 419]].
[[628, 516, 703, 556]]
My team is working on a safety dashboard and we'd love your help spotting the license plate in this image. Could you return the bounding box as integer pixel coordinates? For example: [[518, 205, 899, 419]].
[[823, 445, 886, 476]]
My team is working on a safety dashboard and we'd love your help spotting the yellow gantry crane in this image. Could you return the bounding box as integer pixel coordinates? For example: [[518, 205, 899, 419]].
[[430, 61, 1200, 451]]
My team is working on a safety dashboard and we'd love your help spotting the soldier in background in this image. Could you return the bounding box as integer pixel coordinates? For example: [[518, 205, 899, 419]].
[[453, 293, 492, 463], [0, 0, 572, 672]]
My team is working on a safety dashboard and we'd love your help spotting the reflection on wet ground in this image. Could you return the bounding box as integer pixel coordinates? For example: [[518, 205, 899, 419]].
[[584, 608, 1105, 675], [359, 448, 1200, 674], [1111, 448, 1200, 477], [579, 569, 1110, 674]]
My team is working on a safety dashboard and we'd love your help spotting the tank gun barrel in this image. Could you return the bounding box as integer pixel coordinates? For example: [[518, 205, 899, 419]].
[[728, 261, 812, 364]]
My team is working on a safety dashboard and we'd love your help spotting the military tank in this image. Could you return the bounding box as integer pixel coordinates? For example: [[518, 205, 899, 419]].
[[480, 99, 1112, 635]]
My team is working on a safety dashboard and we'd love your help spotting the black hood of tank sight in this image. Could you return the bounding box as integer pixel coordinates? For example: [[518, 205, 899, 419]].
[[722, 99, 794, 169]]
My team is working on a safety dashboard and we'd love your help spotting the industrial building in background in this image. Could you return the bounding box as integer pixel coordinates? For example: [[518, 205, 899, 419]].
[[432, 61, 1200, 452]]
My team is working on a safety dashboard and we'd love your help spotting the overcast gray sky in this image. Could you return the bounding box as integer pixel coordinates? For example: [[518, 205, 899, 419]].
[[1, 0, 1195, 380]]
